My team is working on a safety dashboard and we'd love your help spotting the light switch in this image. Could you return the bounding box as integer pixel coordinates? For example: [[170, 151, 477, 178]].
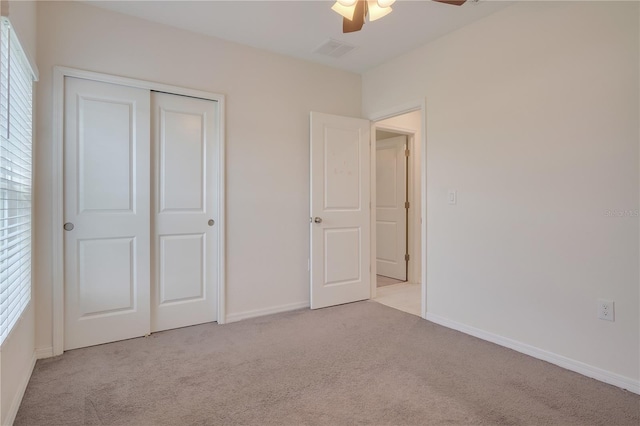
[[448, 190, 457, 205]]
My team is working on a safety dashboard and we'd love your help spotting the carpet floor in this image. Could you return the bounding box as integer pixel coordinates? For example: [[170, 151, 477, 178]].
[[376, 275, 405, 287], [15, 301, 640, 425]]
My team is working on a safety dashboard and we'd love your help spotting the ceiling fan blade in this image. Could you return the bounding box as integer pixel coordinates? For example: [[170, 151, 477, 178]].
[[432, 0, 467, 5], [343, 0, 367, 33]]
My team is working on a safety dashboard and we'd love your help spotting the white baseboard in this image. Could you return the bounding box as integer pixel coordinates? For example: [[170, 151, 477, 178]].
[[425, 313, 640, 395], [4, 350, 37, 426], [225, 301, 310, 324], [35, 346, 54, 359]]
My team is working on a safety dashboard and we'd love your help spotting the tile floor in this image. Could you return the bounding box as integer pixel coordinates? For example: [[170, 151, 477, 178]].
[[373, 275, 421, 317]]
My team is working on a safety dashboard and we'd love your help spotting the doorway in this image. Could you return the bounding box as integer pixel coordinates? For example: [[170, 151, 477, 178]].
[[372, 110, 422, 317], [309, 104, 425, 318]]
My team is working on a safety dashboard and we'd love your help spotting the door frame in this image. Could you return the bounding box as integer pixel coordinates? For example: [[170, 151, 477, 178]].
[[51, 66, 227, 356], [367, 99, 427, 319]]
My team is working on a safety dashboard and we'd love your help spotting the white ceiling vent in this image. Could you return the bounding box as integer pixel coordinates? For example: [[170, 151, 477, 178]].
[[314, 39, 356, 58]]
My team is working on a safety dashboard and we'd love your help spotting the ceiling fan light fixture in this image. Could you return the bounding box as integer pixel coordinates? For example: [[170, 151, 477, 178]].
[[367, 0, 392, 21], [331, 1, 357, 20], [377, 0, 396, 7], [336, 0, 358, 6]]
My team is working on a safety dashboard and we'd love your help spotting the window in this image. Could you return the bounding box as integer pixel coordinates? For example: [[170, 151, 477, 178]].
[[0, 17, 35, 345]]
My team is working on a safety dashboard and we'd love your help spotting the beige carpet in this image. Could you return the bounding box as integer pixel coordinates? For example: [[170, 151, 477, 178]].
[[16, 301, 640, 425]]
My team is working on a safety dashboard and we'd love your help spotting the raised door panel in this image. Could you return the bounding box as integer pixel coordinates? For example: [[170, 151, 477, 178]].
[[78, 238, 135, 316], [78, 98, 133, 213], [376, 222, 398, 263], [324, 228, 361, 286], [159, 234, 205, 304], [375, 147, 397, 208], [160, 110, 205, 212], [324, 127, 361, 211]]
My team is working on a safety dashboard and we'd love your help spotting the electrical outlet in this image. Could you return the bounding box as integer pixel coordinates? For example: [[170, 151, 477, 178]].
[[598, 299, 614, 322], [448, 190, 457, 205]]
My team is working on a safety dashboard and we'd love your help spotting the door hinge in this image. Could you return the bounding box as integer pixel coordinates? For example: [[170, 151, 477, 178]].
[[404, 254, 410, 262], [404, 201, 410, 209], [405, 149, 410, 157]]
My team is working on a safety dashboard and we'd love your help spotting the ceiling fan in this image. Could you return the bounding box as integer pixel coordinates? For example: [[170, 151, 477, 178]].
[[332, 0, 467, 33]]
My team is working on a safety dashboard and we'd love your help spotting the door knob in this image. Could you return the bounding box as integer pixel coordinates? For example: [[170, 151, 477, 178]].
[[63, 222, 74, 231], [313, 217, 322, 224], [208, 219, 215, 226]]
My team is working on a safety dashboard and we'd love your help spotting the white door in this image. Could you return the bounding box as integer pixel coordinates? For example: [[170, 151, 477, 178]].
[[310, 112, 371, 309], [151, 92, 218, 332], [376, 136, 407, 280], [64, 77, 151, 350]]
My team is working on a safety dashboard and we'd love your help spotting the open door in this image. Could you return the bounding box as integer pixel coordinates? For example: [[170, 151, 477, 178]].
[[376, 136, 407, 281], [310, 112, 371, 309]]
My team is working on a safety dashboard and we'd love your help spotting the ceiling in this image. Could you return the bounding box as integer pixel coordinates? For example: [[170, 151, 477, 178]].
[[88, 0, 513, 73]]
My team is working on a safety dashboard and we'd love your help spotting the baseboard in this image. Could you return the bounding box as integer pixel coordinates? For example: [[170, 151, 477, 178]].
[[225, 301, 310, 323], [425, 313, 640, 395], [3, 350, 37, 426], [35, 346, 54, 359]]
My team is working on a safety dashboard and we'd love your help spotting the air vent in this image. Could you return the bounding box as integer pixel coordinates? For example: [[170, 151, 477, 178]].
[[314, 39, 356, 58]]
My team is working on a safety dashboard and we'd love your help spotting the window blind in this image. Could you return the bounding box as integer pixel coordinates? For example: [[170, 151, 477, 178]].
[[0, 17, 34, 345]]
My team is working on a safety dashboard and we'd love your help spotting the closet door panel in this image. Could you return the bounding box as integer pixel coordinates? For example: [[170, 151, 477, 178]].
[[151, 91, 218, 332], [64, 77, 151, 350]]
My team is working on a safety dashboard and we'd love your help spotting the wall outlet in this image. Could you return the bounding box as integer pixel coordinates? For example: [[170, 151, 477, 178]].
[[448, 190, 457, 205], [598, 299, 614, 322]]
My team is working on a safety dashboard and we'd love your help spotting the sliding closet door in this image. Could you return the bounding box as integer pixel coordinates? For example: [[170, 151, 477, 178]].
[[151, 92, 218, 332], [64, 78, 151, 350]]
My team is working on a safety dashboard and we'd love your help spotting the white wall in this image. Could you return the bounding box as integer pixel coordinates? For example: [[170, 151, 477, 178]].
[[363, 1, 639, 386], [35, 2, 361, 350], [0, 2, 37, 424], [1, 305, 35, 424], [377, 111, 422, 285]]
